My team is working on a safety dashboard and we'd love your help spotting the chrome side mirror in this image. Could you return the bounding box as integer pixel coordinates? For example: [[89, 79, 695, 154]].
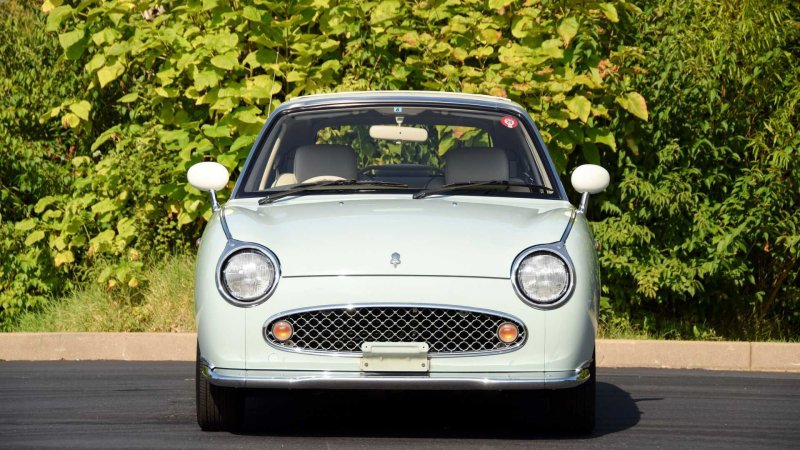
[[570, 164, 610, 214], [187, 162, 230, 212]]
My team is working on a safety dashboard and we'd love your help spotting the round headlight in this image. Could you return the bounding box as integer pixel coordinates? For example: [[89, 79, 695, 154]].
[[220, 249, 276, 301], [515, 252, 570, 304]]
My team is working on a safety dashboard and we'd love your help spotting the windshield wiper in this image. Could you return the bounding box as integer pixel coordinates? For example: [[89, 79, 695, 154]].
[[259, 180, 408, 205], [413, 180, 553, 199]]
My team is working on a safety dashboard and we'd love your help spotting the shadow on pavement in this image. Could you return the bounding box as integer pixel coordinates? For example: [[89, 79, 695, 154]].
[[238, 382, 642, 439]]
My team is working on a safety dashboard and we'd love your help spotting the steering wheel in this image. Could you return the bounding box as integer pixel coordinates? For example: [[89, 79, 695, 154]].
[[301, 175, 347, 183]]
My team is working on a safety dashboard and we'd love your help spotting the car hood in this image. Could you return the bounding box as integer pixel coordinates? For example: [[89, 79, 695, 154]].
[[222, 195, 573, 278]]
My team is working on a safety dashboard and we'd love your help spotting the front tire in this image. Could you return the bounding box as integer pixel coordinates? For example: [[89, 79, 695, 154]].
[[196, 347, 245, 431], [550, 356, 596, 435]]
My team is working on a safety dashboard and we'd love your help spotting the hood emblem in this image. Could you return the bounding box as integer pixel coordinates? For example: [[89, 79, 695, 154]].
[[390, 252, 401, 268]]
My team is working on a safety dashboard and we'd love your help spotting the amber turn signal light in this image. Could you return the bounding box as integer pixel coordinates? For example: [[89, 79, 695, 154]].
[[272, 321, 293, 341], [497, 322, 519, 343]]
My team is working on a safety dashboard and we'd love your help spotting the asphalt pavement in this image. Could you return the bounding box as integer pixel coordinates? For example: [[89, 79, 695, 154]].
[[0, 362, 798, 449]]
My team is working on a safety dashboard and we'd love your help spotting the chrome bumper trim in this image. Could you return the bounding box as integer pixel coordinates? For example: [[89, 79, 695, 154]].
[[200, 360, 591, 391]]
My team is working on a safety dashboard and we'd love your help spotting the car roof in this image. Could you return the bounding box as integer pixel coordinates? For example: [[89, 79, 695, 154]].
[[276, 91, 525, 113]]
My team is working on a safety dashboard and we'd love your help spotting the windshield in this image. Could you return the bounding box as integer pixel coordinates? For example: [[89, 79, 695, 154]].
[[236, 105, 559, 200]]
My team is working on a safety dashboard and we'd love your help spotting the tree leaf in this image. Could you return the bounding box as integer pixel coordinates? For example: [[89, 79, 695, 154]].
[[58, 29, 85, 52], [202, 124, 231, 138], [565, 95, 592, 123], [69, 101, 91, 121], [286, 71, 306, 82], [557, 17, 579, 47], [210, 52, 239, 71], [242, 6, 264, 22], [45, 5, 73, 32], [89, 230, 116, 249], [370, 0, 402, 24], [25, 230, 46, 246], [41, 0, 62, 13], [617, 92, 649, 121], [582, 143, 601, 165], [210, 97, 237, 113], [599, 3, 619, 23], [194, 69, 221, 91], [54, 250, 75, 267], [488, 0, 514, 9], [15, 219, 37, 232], [91, 28, 118, 46], [34, 196, 58, 214], [511, 16, 533, 39], [61, 113, 80, 128], [117, 218, 137, 239], [233, 107, 263, 124], [91, 199, 118, 215], [85, 54, 105, 73], [230, 134, 256, 153], [91, 125, 122, 151], [592, 130, 617, 151], [97, 61, 125, 88], [117, 93, 138, 103]]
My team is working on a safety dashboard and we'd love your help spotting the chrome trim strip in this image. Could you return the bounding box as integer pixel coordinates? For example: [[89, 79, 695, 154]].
[[215, 240, 281, 307], [282, 274, 508, 280], [559, 209, 577, 244], [219, 207, 232, 241], [509, 243, 577, 310], [200, 363, 591, 391], [261, 303, 528, 358]]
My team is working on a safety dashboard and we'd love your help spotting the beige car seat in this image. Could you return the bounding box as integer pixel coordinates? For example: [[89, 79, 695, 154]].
[[274, 144, 358, 186]]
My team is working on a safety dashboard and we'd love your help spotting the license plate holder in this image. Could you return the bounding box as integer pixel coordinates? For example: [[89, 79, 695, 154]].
[[360, 342, 429, 372]]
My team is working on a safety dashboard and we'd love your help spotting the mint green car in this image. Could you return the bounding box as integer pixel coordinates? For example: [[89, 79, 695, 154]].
[[188, 91, 610, 433]]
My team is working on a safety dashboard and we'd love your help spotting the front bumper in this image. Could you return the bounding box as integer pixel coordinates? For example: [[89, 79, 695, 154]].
[[199, 358, 592, 390]]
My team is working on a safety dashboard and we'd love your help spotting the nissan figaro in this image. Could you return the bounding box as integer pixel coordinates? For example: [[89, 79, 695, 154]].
[[188, 91, 610, 433]]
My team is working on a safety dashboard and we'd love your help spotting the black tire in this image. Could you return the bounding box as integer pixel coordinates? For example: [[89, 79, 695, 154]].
[[196, 346, 245, 431], [550, 356, 596, 435]]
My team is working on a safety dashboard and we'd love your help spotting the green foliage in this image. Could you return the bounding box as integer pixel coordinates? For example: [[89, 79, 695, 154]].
[[0, 0, 86, 323], [4, 0, 796, 340], [593, 0, 800, 340], [1, 0, 641, 327]]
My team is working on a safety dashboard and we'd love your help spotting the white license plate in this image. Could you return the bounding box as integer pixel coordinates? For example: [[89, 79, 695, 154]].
[[360, 342, 430, 372]]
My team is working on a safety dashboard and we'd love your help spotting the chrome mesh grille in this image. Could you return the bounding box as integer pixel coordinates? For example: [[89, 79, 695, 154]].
[[264, 306, 525, 355]]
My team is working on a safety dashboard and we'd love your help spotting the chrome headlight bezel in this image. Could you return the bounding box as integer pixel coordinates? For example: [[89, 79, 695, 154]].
[[215, 240, 281, 307], [510, 244, 575, 309]]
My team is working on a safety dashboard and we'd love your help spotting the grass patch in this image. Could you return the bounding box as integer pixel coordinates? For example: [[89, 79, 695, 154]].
[[9, 253, 195, 332], [597, 311, 798, 342], [596, 316, 707, 341]]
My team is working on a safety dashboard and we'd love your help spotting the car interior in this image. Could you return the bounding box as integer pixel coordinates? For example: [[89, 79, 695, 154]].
[[237, 106, 555, 196]]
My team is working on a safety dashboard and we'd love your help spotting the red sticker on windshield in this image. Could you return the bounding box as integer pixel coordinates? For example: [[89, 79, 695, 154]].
[[500, 116, 518, 129]]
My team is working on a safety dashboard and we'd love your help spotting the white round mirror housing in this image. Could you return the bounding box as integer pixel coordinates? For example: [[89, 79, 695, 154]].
[[188, 162, 230, 212], [571, 164, 610, 194], [187, 162, 230, 192]]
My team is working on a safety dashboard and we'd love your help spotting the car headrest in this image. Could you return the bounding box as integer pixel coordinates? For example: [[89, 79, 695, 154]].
[[294, 144, 358, 182], [444, 147, 509, 184]]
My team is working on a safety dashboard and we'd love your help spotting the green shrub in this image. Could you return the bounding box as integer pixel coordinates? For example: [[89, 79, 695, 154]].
[[7, 0, 796, 340], [594, 0, 800, 340], [1, 0, 643, 328], [0, 0, 87, 324]]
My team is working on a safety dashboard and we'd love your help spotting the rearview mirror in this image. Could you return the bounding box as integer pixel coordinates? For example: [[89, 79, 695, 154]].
[[369, 125, 428, 142], [570, 164, 610, 214], [188, 161, 230, 212]]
